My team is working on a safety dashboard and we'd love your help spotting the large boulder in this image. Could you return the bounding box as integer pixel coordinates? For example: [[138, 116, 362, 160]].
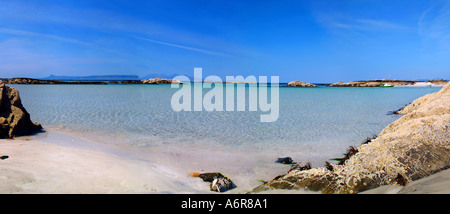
[[284, 80, 316, 87], [252, 82, 450, 194], [0, 83, 43, 138]]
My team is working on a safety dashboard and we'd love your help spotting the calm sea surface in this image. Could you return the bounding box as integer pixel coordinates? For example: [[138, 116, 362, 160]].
[[12, 84, 440, 163]]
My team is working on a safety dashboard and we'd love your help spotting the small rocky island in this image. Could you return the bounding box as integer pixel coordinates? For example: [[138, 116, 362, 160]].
[[328, 79, 416, 87], [0, 83, 43, 139], [327, 79, 448, 87], [284, 80, 316, 87], [141, 78, 181, 84]]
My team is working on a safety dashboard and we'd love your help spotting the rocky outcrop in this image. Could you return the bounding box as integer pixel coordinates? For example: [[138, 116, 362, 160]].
[[252, 82, 450, 194], [1, 78, 50, 84], [328, 81, 383, 87], [119, 80, 142, 84], [0, 84, 43, 138], [284, 81, 316, 87], [142, 78, 181, 84], [428, 79, 448, 85], [118, 78, 181, 84], [328, 80, 416, 87]]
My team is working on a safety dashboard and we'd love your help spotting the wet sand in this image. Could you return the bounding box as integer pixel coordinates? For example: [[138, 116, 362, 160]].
[[0, 130, 291, 193], [0, 134, 187, 193]]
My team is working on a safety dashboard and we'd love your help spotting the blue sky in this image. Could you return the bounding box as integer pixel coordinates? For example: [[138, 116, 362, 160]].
[[0, 0, 449, 83]]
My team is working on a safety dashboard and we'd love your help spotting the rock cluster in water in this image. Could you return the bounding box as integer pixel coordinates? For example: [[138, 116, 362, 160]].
[[0, 83, 43, 139], [327, 80, 417, 87], [284, 81, 316, 87], [252, 82, 450, 194], [428, 79, 448, 85], [141, 78, 180, 84]]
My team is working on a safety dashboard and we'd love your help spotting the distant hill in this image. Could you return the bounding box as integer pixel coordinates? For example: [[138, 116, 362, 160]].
[[41, 75, 140, 81]]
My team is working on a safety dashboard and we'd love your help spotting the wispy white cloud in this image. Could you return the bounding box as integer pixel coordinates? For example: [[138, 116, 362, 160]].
[[317, 14, 414, 33], [0, 1, 243, 58], [131, 36, 233, 57], [418, 1, 450, 55], [0, 27, 133, 58], [354, 19, 414, 32], [0, 32, 125, 77], [0, 28, 94, 46], [312, 10, 417, 51]]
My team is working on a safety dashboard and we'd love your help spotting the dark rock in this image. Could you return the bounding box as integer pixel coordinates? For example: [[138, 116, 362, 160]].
[[275, 157, 295, 164], [288, 162, 311, 173], [119, 80, 142, 84], [211, 176, 237, 192], [189, 172, 236, 192], [324, 161, 334, 171], [0, 83, 43, 138], [395, 173, 407, 186], [198, 172, 224, 182], [0, 155, 9, 160]]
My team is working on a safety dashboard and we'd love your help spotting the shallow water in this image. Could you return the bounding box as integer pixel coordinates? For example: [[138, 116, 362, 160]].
[[13, 84, 440, 166]]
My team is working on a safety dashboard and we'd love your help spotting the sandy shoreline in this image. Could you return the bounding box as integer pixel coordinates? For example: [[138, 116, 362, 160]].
[[0, 133, 190, 193], [2, 129, 450, 194], [0, 130, 295, 194]]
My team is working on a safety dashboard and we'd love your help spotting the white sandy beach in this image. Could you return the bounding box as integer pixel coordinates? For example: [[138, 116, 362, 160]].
[[0, 130, 292, 194], [0, 133, 188, 193], [2, 129, 449, 194]]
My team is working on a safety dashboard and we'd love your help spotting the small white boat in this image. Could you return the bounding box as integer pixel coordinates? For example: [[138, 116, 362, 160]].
[[380, 75, 394, 88], [426, 82, 432, 88]]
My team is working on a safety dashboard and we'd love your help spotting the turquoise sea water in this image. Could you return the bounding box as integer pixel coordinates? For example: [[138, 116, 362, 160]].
[[12, 84, 441, 164]]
